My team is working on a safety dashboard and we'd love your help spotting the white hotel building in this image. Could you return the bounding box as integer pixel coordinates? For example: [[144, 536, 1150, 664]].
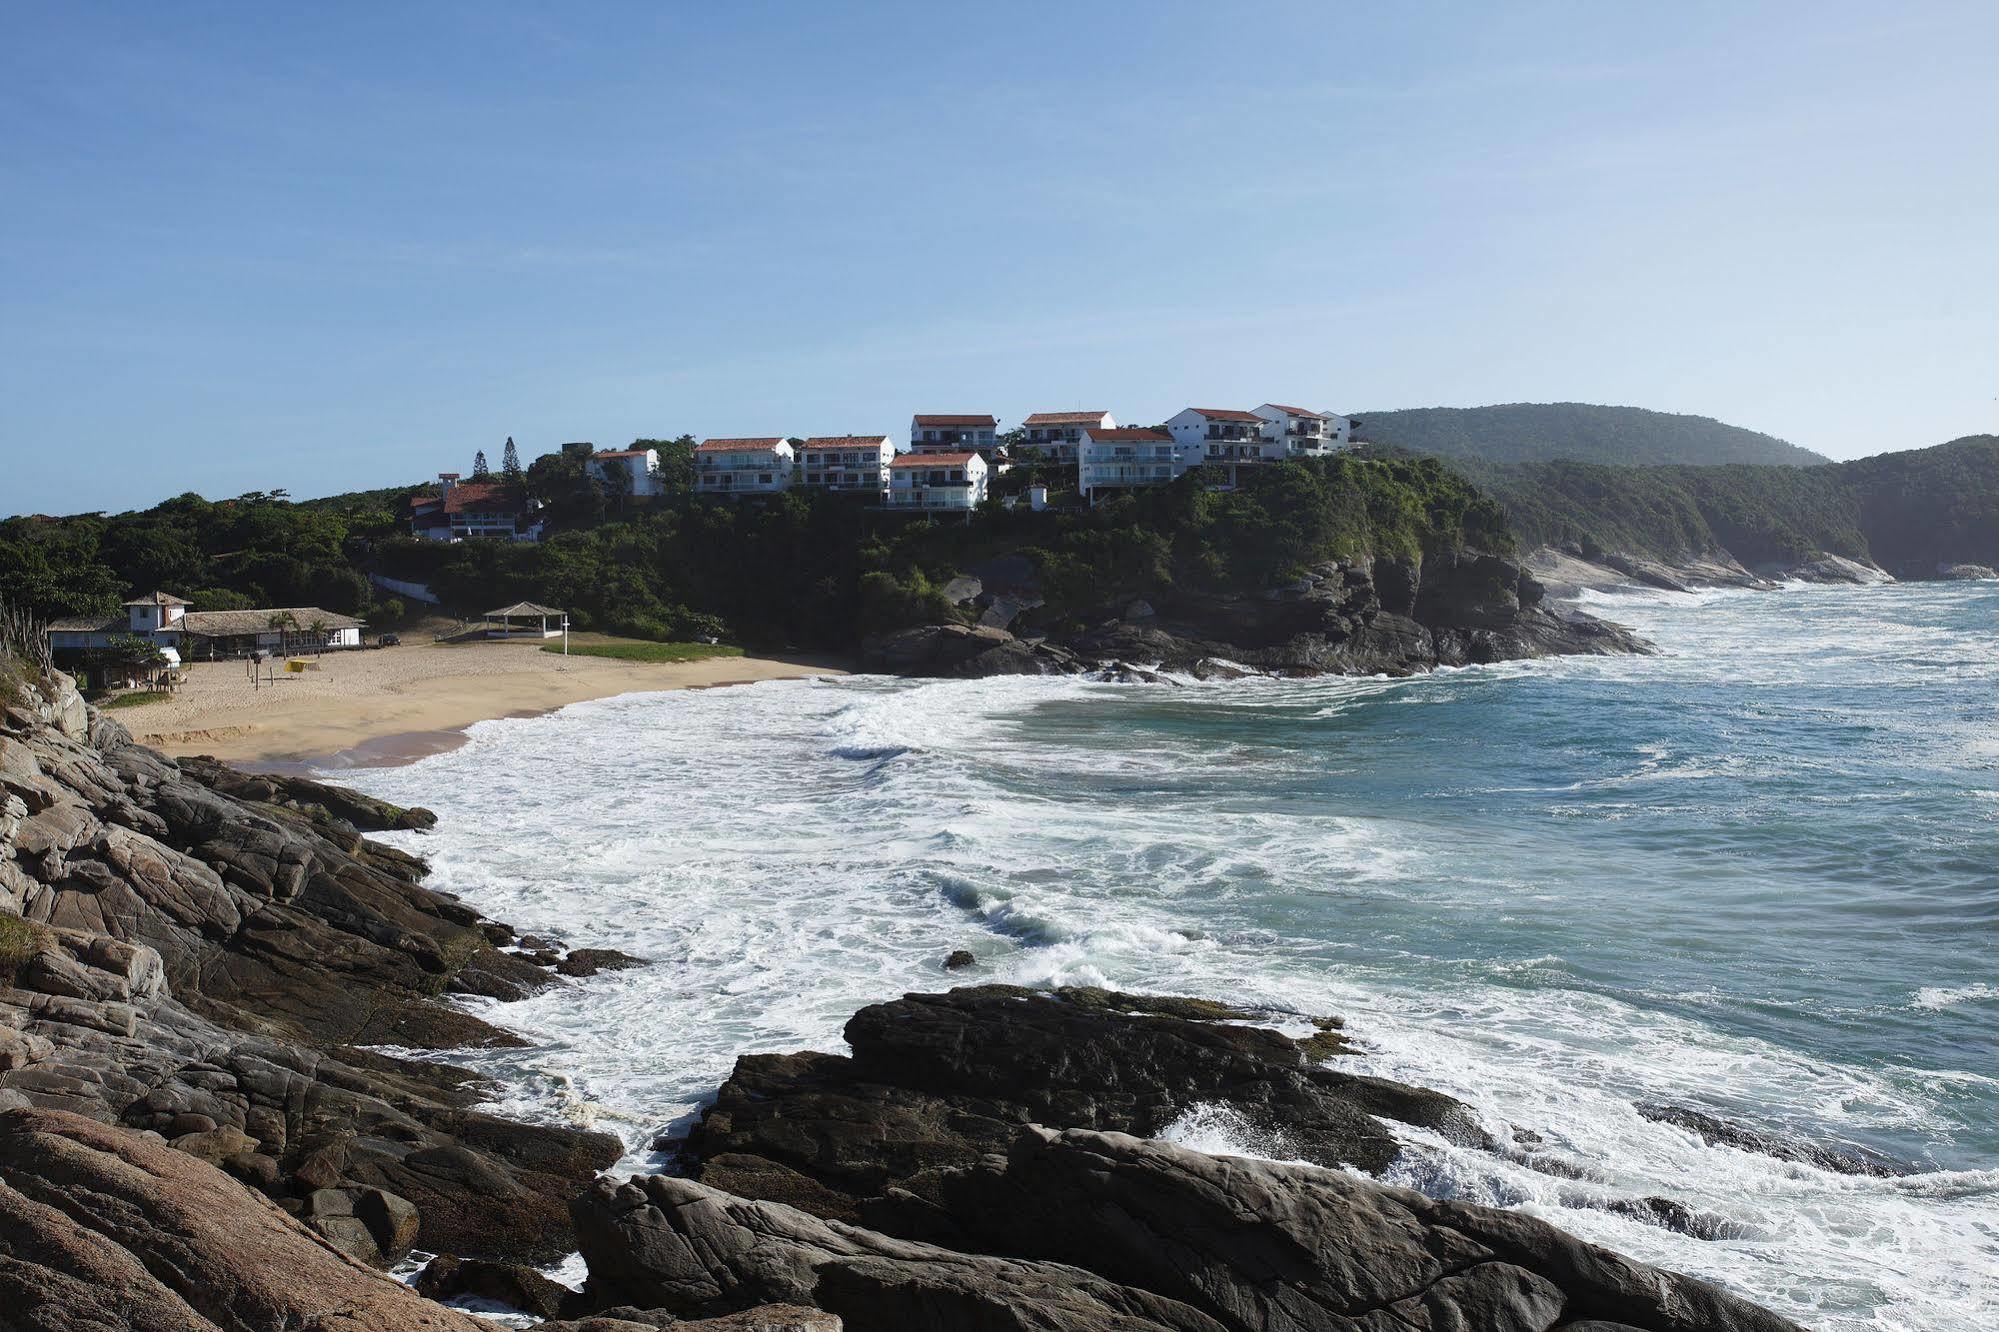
[[584, 447, 664, 498], [1077, 427, 1198, 500], [694, 438, 794, 495], [795, 436, 895, 494], [1253, 403, 1351, 454], [1019, 411, 1115, 465], [910, 414, 1000, 461], [887, 451, 989, 510], [1167, 407, 1285, 463]]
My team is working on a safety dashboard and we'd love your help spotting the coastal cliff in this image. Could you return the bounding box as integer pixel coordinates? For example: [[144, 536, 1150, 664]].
[[0, 667, 1807, 1332], [864, 548, 1645, 678]]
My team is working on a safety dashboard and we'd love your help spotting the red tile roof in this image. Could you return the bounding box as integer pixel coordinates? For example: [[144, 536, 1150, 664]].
[[891, 451, 979, 467], [696, 437, 786, 452], [801, 435, 892, 449], [1186, 408, 1262, 422], [439, 482, 525, 515], [1260, 403, 1325, 418], [1022, 411, 1110, 426], [1086, 427, 1174, 442], [912, 415, 996, 428]]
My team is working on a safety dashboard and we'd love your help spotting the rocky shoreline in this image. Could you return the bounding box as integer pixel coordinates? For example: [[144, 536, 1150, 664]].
[[0, 668, 1815, 1331], [863, 549, 1649, 680], [1521, 542, 1999, 603]]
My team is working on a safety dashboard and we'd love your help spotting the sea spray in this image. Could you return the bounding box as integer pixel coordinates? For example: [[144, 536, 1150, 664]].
[[350, 580, 1999, 1331]]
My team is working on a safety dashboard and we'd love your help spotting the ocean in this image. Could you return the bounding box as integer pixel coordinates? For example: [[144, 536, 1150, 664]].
[[348, 581, 1999, 1332]]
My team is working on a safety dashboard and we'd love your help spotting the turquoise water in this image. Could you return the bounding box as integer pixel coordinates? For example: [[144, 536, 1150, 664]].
[[353, 581, 1999, 1330]]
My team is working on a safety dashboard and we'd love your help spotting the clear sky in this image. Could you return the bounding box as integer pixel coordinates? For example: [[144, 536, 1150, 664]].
[[4, 1, 1995, 516]]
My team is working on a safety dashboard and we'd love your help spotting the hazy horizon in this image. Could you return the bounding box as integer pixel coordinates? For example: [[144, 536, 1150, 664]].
[[5, 2, 1995, 516]]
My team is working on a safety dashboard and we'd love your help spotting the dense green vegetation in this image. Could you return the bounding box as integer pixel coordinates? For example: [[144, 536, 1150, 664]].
[[374, 450, 1508, 645], [0, 448, 1511, 651], [1458, 436, 1999, 573], [1356, 403, 1830, 467], [0, 489, 410, 621], [540, 641, 745, 663]]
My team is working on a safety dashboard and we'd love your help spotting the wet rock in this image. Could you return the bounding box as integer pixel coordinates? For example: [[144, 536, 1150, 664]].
[[578, 1128, 1801, 1332], [535, 1308, 841, 1332], [418, 1252, 573, 1317], [1637, 1103, 1910, 1177], [1777, 553, 1893, 585], [686, 985, 1485, 1225], [555, 948, 646, 978], [572, 1171, 1223, 1330], [942, 949, 976, 970], [859, 623, 1083, 678]]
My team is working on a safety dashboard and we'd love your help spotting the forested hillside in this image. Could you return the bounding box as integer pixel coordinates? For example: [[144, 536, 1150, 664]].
[[1459, 436, 1999, 574], [1355, 403, 1830, 467], [0, 452, 1512, 649]]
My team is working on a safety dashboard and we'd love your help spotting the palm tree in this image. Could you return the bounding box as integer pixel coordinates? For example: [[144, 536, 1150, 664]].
[[305, 616, 328, 650], [266, 611, 299, 657]]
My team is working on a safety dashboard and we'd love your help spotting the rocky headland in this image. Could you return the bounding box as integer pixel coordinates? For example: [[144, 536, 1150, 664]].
[[864, 550, 1648, 679], [0, 666, 1815, 1331], [1523, 544, 1902, 603]]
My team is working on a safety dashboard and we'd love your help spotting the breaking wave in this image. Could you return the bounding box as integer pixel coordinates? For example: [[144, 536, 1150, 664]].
[[348, 579, 1999, 1330]]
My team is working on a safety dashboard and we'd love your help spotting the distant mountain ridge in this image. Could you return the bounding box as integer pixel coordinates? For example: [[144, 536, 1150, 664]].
[[1354, 403, 1831, 468], [1455, 435, 1999, 578]]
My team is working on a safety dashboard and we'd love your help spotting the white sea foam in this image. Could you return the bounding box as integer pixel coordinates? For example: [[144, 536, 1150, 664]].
[[1912, 983, 1999, 1011], [343, 582, 1999, 1331]]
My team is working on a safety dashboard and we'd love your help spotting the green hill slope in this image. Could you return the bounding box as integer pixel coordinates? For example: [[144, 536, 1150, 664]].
[[1354, 403, 1830, 467], [1456, 436, 1999, 575]]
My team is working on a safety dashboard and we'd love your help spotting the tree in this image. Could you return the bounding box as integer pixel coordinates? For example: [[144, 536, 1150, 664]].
[[472, 450, 491, 479], [502, 437, 523, 484], [88, 634, 168, 690], [266, 610, 299, 656]]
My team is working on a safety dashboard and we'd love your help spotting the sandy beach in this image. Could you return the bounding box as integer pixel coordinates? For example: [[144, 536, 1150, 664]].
[[122, 640, 845, 770]]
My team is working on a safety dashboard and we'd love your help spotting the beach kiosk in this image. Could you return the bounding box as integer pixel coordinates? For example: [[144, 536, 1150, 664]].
[[485, 601, 568, 639]]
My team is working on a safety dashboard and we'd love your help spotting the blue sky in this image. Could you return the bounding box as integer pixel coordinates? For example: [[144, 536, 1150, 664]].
[[4, 1, 1995, 515]]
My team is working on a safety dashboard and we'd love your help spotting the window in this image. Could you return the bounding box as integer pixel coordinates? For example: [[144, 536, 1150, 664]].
[[758, 473, 773, 484]]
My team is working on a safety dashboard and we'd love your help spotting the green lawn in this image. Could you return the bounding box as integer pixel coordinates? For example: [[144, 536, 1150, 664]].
[[97, 689, 173, 710], [539, 641, 745, 663]]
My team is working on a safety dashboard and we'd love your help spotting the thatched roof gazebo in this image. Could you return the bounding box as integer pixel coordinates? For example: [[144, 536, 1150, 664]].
[[485, 601, 567, 639]]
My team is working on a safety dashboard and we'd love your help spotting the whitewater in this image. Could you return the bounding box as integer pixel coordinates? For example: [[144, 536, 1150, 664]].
[[348, 580, 1999, 1332]]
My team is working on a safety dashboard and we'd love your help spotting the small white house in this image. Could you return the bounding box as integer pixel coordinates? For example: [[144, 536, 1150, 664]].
[[795, 436, 895, 494], [50, 591, 364, 659], [887, 451, 989, 510], [1077, 427, 1198, 500], [1254, 404, 1349, 455], [585, 447, 663, 497], [1019, 411, 1115, 464], [694, 438, 794, 495], [910, 415, 999, 459], [1167, 408, 1284, 463]]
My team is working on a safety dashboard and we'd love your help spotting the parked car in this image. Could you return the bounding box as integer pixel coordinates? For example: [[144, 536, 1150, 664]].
[[378, 633, 401, 647]]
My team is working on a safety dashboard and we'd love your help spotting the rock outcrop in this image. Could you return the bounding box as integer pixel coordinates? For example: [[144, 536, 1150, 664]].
[[0, 1105, 492, 1332], [575, 1127, 1799, 1332], [864, 552, 1647, 680], [682, 986, 1482, 1225], [0, 670, 621, 1265]]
